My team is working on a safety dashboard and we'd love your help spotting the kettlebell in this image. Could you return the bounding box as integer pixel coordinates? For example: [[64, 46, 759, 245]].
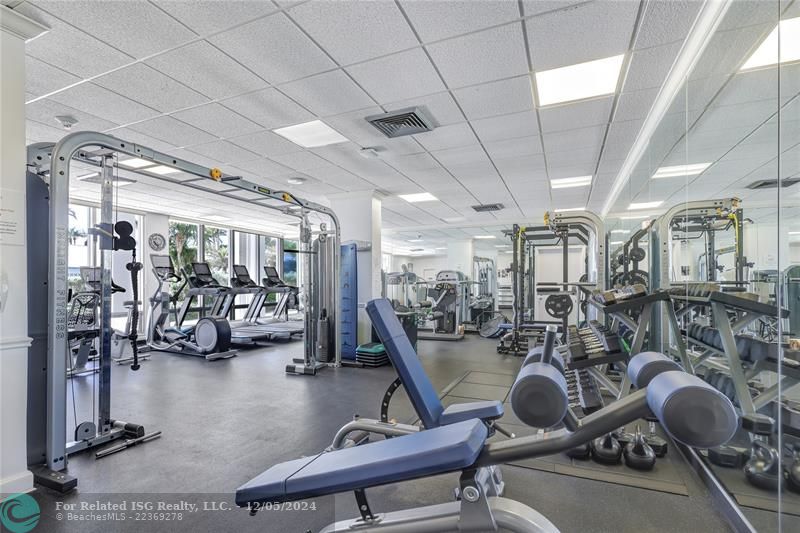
[[624, 426, 657, 471], [591, 433, 622, 465], [744, 440, 782, 491], [566, 442, 591, 460]]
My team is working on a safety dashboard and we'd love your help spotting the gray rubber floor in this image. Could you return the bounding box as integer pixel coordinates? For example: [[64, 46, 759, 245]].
[[25, 336, 795, 532]]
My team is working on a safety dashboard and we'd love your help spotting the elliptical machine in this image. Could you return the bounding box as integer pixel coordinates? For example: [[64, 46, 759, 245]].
[[145, 254, 237, 361]]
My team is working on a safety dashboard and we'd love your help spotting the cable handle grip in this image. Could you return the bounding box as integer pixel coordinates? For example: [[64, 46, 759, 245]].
[[541, 324, 558, 365]]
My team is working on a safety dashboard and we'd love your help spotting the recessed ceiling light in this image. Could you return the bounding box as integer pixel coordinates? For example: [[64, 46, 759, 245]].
[[741, 17, 800, 70], [474, 235, 496, 239], [399, 192, 438, 203], [652, 163, 711, 179], [535, 54, 625, 106], [147, 165, 180, 175], [204, 215, 229, 222], [551, 175, 592, 189], [619, 214, 651, 220], [610, 229, 630, 234], [610, 241, 624, 245], [407, 239, 423, 243], [443, 216, 465, 222], [118, 157, 154, 169], [78, 173, 137, 186], [495, 244, 510, 248], [789, 231, 800, 235], [273, 120, 348, 148], [628, 201, 662, 210], [555, 207, 584, 213], [435, 247, 447, 250], [287, 177, 306, 185]]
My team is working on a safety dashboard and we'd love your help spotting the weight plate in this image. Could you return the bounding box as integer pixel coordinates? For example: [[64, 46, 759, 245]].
[[630, 247, 646, 262], [545, 294, 574, 319]]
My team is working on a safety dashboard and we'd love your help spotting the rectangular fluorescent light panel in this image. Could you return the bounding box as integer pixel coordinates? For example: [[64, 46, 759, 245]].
[[535, 54, 625, 106], [610, 229, 630, 234], [789, 231, 800, 235], [610, 241, 624, 245], [399, 192, 438, 203], [118, 157, 154, 169], [146, 165, 181, 175], [273, 120, 348, 148], [551, 175, 592, 189], [435, 247, 447, 250], [443, 217, 466, 223], [555, 207, 584, 213], [407, 239, 423, 243], [652, 163, 711, 179], [474, 235, 496, 239], [619, 214, 651, 220], [495, 244, 510, 248], [741, 17, 800, 70], [628, 201, 662, 210]]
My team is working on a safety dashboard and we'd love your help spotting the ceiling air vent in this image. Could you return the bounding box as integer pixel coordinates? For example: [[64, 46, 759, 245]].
[[746, 177, 800, 190], [472, 203, 504, 213], [365, 107, 435, 138]]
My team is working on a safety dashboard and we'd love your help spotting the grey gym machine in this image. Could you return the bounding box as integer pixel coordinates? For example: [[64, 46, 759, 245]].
[[25, 131, 342, 490]]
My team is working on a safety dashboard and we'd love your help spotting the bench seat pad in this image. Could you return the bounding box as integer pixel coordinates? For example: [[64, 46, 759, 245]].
[[236, 419, 487, 506], [439, 401, 503, 425]]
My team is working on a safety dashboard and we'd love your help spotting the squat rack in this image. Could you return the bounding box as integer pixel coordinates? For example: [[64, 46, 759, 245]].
[[26, 131, 342, 490]]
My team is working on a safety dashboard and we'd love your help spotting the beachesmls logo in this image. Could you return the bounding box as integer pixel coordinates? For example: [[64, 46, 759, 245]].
[[0, 493, 40, 533]]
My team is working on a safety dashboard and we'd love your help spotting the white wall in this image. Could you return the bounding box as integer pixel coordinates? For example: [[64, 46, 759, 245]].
[[408, 255, 448, 281]]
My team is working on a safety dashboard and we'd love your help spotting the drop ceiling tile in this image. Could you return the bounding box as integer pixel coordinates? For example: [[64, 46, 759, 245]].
[[385, 92, 466, 126], [634, 0, 701, 50], [31, 0, 195, 58], [94, 63, 209, 113], [281, 70, 374, 116], [210, 13, 335, 84], [26, 98, 119, 132], [228, 130, 303, 157], [543, 124, 605, 153], [26, 120, 70, 144], [597, 157, 625, 175], [526, 0, 637, 70], [546, 147, 599, 169], [449, 161, 500, 182], [346, 48, 445, 104], [624, 41, 682, 92], [426, 23, 529, 88], [25, 56, 81, 98], [232, 158, 294, 177], [152, 0, 278, 35], [288, 0, 418, 64], [453, 76, 534, 120], [431, 145, 491, 168], [170, 103, 263, 139], [48, 83, 159, 125], [539, 96, 614, 134], [270, 150, 330, 171], [400, 0, 520, 43], [493, 154, 547, 181], [128, 115, 217, 147], [386, 152, 440, 172], [103, 127, 177, 153], [614, 88, 659, 122], [186, 140, 261, 164], [691, 24, 772, 81], [16, 3, 133, 78], [414, 122, 477, 151], [220, 88, 316, 130], [470, 110, 539, 143], [146, 42, 268, 100], [484, 136, 542, 160]]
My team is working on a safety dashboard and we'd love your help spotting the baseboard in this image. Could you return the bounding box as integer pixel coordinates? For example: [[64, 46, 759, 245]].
[[0, 469, 34, 497]]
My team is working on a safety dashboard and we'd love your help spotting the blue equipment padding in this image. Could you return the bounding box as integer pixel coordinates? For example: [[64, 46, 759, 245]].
[[366, 298, 503, 428], [340, 243, 358, 360], [235, 419, 487, 506]]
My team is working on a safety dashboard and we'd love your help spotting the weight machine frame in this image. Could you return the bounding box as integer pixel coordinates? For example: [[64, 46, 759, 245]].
[[26, 132, 342, 491]]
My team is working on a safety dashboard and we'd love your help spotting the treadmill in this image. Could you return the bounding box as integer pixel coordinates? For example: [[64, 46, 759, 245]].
[[185, 262, 272, 345], [262, 266, 301, 321], [232, 265, 303, 337]]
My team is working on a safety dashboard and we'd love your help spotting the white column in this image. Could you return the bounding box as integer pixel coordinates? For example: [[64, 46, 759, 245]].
[[0, 5, 48, 495], [329, 191, 382, 344], [446, 239, 474, 276]]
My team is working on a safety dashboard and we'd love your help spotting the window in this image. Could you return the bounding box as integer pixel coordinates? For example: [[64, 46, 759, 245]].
[[283, 239, 298, 286], [68, 204, 94, 294], [169, 221, 199, 321], [203, 226, 230, 286]]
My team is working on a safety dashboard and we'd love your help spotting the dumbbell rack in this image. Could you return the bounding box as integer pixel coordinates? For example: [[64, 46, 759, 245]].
[[672, 289, 798, 417]]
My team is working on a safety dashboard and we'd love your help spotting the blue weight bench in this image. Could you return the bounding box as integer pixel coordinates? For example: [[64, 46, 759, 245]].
[[366, 298, 504, 429]]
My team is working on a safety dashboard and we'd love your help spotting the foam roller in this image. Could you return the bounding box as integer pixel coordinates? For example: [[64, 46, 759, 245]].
[[510, 362, 568, 428], [646, 371, 737, 448], [627, 352, 682, 388]]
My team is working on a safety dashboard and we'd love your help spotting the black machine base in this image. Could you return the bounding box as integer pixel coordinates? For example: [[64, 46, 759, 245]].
[[31, 465, 78, 493]]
